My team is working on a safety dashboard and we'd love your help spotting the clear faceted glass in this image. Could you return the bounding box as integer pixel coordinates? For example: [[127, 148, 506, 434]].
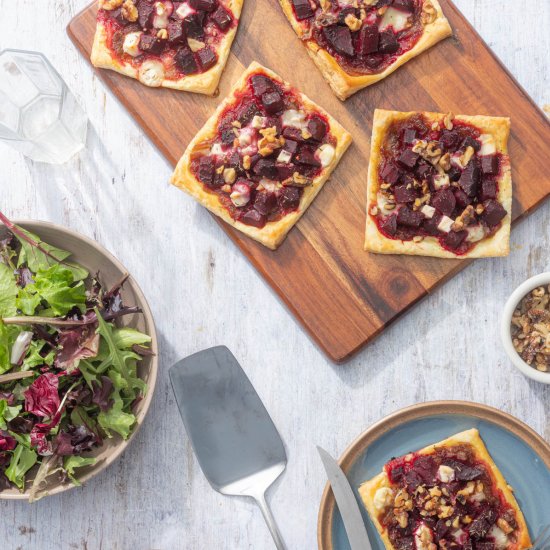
[[0, 49, 88, 164]]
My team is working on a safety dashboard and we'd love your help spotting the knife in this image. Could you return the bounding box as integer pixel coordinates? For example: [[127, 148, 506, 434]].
[[317, 446, 372, 550]]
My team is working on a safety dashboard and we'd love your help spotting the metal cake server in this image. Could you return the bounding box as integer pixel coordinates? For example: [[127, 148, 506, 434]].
[[317, 446, 372, 550], [169, 346, 287, 550]]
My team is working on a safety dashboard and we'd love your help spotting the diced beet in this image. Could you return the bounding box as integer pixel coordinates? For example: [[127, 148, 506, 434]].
[[410, 456, 437, 485], [392, 0, 413, 10], [460, 135, 481, 152], [295, 146, 321, 167], [239, 209, 267, 228], [282, 127, 307, 142], [454, 189, 471, 208], [459, 160, 481, 197], [276, 164, 295, 180], [174, 47, 198, 74], [475, 543, 496, 550], [397, 149, 419, 170], [379, 214, 398, 236], [469, 508, 497, 540], [236, 101, 261, 125], [323, 25, 354, 57], [196, 46, 217, 70], [443, 460, 484, 481], [397, 207, 424, 228], [307, 116, 327, 141], [189, 0, 217, 12], [137, 0, 155, 28], [139, 34, 166, 55], [481, 155, 499, 175], [183, 13, 205, 40], [447, 165, 461, 182], [197, 156, 214, 184], [167, 20, 186, 44], [254, 192, 278, 215], [253, 159, 277, 179], [251, 74, 274, 97], [279, 187, 301, 210], [481, 199, 506, 227], [439, 129, 460, 151], [442, 230, 468, 250], [378, 30, 399, 54], [423, 215, 442, 235], [415, 159, 434, 179], [248, 154, 261, 169], [220, 126, 235, 145], [432, 188, 456, 217], [211, 5, 232, 30], [481, 180, 497, 201], [393, 184, 417, 203], [283, 139, 299, 154], [261, 91, 284, 115], [291, 0, 314, 20], [402, 128, 416, 145], [226, 151, 241, 169], [435, 519, 451, 540], [380, 162, 400, 185], [356, 25, 379, 55]]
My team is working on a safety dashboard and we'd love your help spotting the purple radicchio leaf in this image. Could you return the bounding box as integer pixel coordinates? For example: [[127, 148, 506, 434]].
[[91, 376, 114, 412], [24, 373, 60, 418], [53, 424, 98, 456], [55, 322, 100, 372]]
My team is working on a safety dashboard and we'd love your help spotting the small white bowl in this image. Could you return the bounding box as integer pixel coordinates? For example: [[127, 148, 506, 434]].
[[501, 273, 550, 384]]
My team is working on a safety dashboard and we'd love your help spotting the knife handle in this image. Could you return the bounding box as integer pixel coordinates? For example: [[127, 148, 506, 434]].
[[254, 493, 286, 550]]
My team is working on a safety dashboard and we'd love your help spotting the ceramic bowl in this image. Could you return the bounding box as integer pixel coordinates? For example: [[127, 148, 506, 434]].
[[501, 273, 550, 384], [0, 220, 158, 500]]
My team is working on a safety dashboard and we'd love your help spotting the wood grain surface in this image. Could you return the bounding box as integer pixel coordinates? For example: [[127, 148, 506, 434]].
[[1, 1, 549, 549], [67, 0, 550, 363]]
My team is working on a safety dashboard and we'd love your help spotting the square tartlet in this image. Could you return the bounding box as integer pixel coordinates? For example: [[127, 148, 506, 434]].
[[170, 61, 352, 249], [359, 429, 531, 550], [364, 109, 512, 258], [278, 0, 452, 100], [91, 0, 243, 94]]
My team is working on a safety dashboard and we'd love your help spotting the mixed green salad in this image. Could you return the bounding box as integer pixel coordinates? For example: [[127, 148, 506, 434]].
[[0, 213, 152, 501]]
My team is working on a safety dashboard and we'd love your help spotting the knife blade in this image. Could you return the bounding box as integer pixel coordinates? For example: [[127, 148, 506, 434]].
[[317, 446, 372, 550]]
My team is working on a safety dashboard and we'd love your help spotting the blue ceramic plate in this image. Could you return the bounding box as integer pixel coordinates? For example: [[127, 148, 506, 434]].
[[318, 401, 550, 550]]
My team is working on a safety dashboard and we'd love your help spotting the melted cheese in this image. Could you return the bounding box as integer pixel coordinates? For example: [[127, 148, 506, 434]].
[[373, 487, 394, 511], [437, 464, 455, 482], [379, 7, 410, 32], [281, 109, 306, 129], [433, 173, 450, 190], [466, 224, 486, 243], [237, 127, 255, 147], [138, 60, 165, 87], [489, 525, 509, 550], [251, 115, 267, 129], [414, 523, 434, 550], [316, 144, 335, 167], [479, 134, 496, 155], [259, 178, 280, 193], [123, 32, 143, 57], [210, 143, 224, 156]]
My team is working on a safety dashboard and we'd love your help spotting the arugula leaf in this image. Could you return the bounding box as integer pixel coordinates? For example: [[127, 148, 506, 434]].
[[16, 265, 86, 317], [98, 391, 136, 439], [0, 400, 21, 430], [15, 227, 88, 282], [63, 456, 96, 485], [0, 263, 17, 318], [22, 340, 55, 371], [5, 443, 37, 490]]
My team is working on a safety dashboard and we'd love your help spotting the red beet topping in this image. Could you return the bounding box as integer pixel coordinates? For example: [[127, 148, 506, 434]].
[[99, 0, 235, 80], [372, 114, 506, 255], [190, 73, 335, 228], [291, 0, 424, 75], [382, 445, 520, 550]]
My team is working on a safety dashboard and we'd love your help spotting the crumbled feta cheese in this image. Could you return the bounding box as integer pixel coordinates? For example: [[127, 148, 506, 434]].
[[175, 1, 194, 19], [379, 6, 410, 32], [479, 133, 496, 155], [421, 205, 436, 219], [237, 127, 255, 147], [373, 487, 394, 511], [437, 215, 454, 233], [281, 109, 306, 129], [277, 149, 292, 164], [437, 465, 455, 483], [259, 178, 279, 193], [414, 523, 434, 550], [489, 525, 509, 550], [251, 115, 267, 129], [466, 224, 486, 242], [451, 151, 465, 169], [433, 173, 450, 190], [316, 144, 335, 167], [123, 31, 143, 57], [153, 2, 170, 28], [138, 60, 165, 87], [210, 143, 224, 156]]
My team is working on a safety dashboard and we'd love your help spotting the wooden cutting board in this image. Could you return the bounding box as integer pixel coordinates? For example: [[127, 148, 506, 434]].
[[67, 1, 550, 363]]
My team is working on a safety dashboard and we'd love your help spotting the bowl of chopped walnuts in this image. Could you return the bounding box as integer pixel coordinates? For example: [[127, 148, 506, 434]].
[[501, 273, 550, 384]]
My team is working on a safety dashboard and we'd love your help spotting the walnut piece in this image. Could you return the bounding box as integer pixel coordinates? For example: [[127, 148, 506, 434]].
[[344, 13, 362, 32], [100, 0, 124, 9], [421, 1, 437, 25], [122, 0, 138, 21]]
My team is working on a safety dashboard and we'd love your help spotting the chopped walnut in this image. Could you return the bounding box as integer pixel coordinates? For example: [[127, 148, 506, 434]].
[[370, 206, 379, 216], [439, 152, 451, 171], [157, 28, 168, 39], [121, 0, 138, 21], [452, 205, 475, 231], [421, 0, 437, 25], [100, 0, 124, 9], [443, 112, 454, 131], [243, 155, 251, 170], [319, 0, 331, 10], [344, 13, 362, 32], [291, 172, 312, 187], [188, 38, 205, 52], [511, 285, 550, 372], [223, 167, 236, 184], [461, 146, 475, 167], [258, 126, 284, 157], [497, 518, 514, 535]]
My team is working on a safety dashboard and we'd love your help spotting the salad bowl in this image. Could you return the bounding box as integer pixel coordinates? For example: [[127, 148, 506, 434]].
[[0, 219, 158, 500]]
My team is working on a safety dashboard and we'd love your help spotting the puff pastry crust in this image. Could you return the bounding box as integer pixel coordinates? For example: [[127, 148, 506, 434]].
[[359, 429, 532, 550], [364, 109, 512, 259], [90, 0, 243, 95], [278, 0, 452, 100], [170, 61, 352, 249]]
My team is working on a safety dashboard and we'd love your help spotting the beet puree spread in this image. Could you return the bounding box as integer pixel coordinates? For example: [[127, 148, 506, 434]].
[[371, 113, 506, 255], [99, 0, 235, 78], [291, 0, 426, 75], [190, 73, 336, 228], [380, 445, 520, 550]]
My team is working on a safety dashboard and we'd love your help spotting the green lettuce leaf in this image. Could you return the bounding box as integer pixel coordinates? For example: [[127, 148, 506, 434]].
[[112, 327, 151, 350], [16, 227, 88, 281], [0, 322, 10, 374], [16, 265, 86, 316], [0, 263, 18, 318], [0, 399, 21, 430], [98, 391, 136, 439], [22, 339, 55, 371], [63, 456, 97, 485], [5, 443, 37, 491]]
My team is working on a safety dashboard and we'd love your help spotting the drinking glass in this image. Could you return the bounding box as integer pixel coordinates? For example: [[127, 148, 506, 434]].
[[0, 49, 88, 164]]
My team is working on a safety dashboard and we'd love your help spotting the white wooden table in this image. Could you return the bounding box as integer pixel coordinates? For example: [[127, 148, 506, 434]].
[[1, 1, 549, 548]]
